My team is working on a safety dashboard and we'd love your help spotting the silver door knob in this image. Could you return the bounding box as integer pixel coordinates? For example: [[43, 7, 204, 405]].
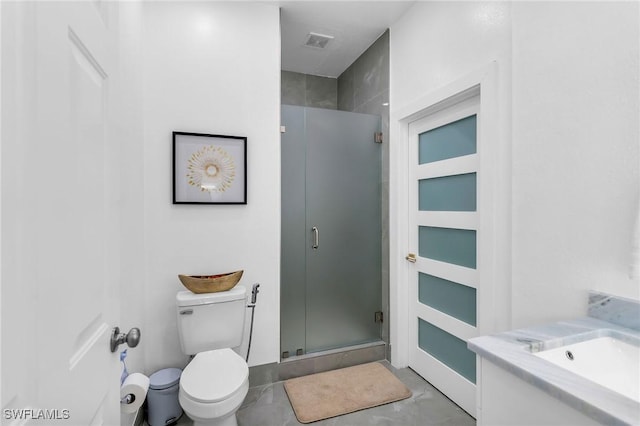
[[110, 326, 141, 352]]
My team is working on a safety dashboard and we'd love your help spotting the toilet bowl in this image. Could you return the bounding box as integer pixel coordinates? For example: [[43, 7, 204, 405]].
[[178, 348, 249, 426]]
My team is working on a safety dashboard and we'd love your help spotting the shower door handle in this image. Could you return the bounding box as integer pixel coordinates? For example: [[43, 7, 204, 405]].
[[312, 226, 319, 249]]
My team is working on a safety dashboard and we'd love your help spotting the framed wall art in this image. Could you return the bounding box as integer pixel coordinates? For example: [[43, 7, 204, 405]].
[[173, 132, 247, 204]]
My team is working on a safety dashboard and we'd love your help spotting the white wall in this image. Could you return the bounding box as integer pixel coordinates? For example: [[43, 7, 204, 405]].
[[510, 1, 639, 327], [142, 2, 281, 373], [391, 1, 512, 106], [390, 1, 639, 334]]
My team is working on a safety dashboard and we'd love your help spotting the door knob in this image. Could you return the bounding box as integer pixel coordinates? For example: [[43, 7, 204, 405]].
[[110, 327, 141, 352], [405, 253, 417, 263]]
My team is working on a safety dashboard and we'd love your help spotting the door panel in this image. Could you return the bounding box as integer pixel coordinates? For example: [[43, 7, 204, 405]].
[[419, 173, 477, 212], [37, 3, 117, 424], [418, 272, 477, 326], [418, 319, 476, 383], [280, 105, 308, 355], [2, 2, 120, 424], [418, 226, 477, 268], [419, 115, 477, 164]]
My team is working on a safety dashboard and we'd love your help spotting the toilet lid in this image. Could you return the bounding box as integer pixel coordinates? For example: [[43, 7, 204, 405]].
[[180, 348, 248, 403]]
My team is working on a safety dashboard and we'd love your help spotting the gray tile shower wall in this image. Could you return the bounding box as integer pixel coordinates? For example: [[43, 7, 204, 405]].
[[338, 30, 389, 116], [281, 71, 338, 109]]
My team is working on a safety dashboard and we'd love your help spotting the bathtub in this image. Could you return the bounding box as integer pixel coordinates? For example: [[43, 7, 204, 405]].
[[534, 334, 640, 402]]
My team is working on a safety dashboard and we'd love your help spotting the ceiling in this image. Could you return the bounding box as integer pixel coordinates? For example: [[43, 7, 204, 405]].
[[279, 1, 415, 78]]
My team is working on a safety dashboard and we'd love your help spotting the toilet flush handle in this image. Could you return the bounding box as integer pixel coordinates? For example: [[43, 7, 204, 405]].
[[110, 326, 141, 353]]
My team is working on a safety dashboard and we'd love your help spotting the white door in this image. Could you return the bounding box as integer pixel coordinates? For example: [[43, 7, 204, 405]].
[[406, 95, 480, 416], [2, 2, 122, 424]]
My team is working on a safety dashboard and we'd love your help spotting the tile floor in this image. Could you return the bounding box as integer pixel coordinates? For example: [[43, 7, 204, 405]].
[[170, 361, 475, 426]]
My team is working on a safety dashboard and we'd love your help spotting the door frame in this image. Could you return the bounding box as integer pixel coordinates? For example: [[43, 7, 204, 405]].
[[389, 61, 511, 371]]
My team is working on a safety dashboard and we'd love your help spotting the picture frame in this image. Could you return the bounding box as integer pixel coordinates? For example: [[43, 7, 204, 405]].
[[173, 131, 247, 204]]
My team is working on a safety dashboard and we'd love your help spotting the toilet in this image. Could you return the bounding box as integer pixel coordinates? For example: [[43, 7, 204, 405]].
[[176, 286, 249, 426]]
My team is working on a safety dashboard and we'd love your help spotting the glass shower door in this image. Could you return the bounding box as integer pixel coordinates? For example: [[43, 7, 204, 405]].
[[281, 105, 382, 356], [305, 107, 381, 353]]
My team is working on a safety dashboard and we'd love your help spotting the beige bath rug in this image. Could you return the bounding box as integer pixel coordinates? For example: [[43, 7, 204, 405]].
[[283, 362, 412, 424]]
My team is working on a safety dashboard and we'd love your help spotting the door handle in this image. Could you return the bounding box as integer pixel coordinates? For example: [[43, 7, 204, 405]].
[[110, 327, 141, 352], [405, 253, 417, 263], [312, 226, 319, 249]]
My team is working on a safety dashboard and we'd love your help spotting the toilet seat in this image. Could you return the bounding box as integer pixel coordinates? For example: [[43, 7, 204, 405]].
[[180, 348, 249, 404]]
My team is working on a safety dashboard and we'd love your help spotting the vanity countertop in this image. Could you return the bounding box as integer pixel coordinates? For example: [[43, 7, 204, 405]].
[[468, 317, 640, 426]]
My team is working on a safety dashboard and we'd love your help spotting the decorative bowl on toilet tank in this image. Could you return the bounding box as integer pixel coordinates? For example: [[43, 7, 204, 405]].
[[178, 270, 243, 294]]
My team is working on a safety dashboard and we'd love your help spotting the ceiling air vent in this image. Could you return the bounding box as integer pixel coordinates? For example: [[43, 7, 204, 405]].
[[304, 32, 334, 49]]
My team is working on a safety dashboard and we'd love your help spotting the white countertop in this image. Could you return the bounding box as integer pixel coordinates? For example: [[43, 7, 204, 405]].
[[468, 317, 640, 426]]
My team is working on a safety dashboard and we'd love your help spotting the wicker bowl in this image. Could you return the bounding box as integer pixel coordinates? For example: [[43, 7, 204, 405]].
[[178, 270, 243, 294]]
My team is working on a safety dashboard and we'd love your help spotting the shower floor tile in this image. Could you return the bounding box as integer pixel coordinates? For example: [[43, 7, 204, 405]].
[[167, 361, 475, 426]]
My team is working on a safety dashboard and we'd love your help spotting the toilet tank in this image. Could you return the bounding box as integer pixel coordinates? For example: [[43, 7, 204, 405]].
[[176, 286, 247, 355]]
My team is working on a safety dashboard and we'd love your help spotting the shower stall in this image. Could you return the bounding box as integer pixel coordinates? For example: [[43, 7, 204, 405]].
[[280, 105, 383, 359]]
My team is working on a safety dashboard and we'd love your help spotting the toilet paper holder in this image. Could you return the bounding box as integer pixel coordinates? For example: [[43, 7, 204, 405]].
[[120, 394, 136, 405], [110, 326, 141, 353]]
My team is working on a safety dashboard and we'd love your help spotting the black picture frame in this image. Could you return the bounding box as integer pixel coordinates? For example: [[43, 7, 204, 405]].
[[172, 131, 247, 204]]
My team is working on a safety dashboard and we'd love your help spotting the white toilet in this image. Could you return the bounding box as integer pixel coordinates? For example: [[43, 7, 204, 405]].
[[176, 286, 249, 426]]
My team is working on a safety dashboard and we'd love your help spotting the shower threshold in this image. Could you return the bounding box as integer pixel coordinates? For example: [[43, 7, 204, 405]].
[[281, 340, 386, 363], [277, 341, 386, 381]]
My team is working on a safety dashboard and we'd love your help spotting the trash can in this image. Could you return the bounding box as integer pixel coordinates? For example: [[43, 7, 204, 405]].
[[146, 368, 183, 426]]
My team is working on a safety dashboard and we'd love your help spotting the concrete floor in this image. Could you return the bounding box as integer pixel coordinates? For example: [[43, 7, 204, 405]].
[[169, 361, 475, 426]]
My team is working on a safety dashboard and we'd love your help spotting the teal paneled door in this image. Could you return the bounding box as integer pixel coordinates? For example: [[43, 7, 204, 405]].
[[407, 97, 479, 416]]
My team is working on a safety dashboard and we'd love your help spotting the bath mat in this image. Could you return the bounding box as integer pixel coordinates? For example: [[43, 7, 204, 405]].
[[283, 362, 412, 424]]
